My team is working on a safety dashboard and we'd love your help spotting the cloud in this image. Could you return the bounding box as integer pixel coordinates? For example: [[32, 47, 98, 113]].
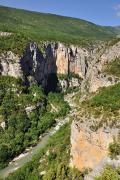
[[114, 4, 120, 10], [114, 4, 120, 18], [117, 11, 120, 17]]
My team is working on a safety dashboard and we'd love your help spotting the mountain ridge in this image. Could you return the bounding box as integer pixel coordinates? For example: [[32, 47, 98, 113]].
[[0, 5, 120, 48], [1, 5, 120, 27]]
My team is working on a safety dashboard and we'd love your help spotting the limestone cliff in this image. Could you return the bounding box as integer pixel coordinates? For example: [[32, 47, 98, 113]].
[[84, 40, 120, 92], [0, 42, 120, 92], [1, 39, 120, 177], [70, 121, 119, 171], [0, 40, 120, 92], [0, 51, 22, 78]]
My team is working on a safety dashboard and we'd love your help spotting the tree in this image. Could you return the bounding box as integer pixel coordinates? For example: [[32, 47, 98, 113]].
[[0, 144, 11, 164]]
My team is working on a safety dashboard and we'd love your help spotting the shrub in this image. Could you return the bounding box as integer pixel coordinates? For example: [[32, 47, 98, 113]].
[[89, 83, 120, 111], [109, 135, 120, 159], [104, 58, 120, 77], [95, 166, 120, 180]]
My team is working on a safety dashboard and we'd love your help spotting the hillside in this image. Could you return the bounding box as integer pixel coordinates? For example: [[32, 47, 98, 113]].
[[0, 5, 120, 180], [114, 26, 120, 36], [0, 5, 120, 48]]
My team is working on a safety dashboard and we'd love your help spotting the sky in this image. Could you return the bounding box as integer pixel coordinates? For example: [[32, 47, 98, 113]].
[[0, 0, 120, 26]]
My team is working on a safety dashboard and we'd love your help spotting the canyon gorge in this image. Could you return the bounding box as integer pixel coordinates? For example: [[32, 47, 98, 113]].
[[0, 36, 120, 178], [1, 4, 120, 179]]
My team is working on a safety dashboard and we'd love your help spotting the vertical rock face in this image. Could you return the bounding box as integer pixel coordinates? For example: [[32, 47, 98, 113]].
[[56, 43, 69, 74], [55, 43, 90, 78], [0, 40, 120, 91], [0, 51, 22, 78], [84, 41, 120, 92], [0, 42, 90, 90], [20, 42, 57, 88], [70, 121, 119, 171]]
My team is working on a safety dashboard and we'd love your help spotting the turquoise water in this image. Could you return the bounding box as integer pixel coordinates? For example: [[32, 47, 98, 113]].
[[0, 133, 50, 178], [0, 118, 68, 178]]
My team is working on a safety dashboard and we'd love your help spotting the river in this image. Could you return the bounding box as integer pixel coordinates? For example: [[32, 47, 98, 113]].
[[0, 117, 70, 178], [0, 93, 76, 178]]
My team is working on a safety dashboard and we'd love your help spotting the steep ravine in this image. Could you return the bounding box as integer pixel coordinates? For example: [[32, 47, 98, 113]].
[[1, 39, 120, 179], [0, 93, 76, 178], [64, 92, 120, 179], [1, 91, 119, 179]]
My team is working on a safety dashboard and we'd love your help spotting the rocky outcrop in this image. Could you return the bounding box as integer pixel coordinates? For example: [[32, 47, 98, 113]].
[[70, 121, 119, 171], [56, 43, 90, 77], [84, 40, 120, 92], [59, 77, 81, 91], [0, 121, 5, 130], [20, 42, 57, 88], [0, 32, 12, 37], [0, 40, 120, 92], [25, 102, 43, 115], [20, 42, 90, 90], [0, 51, 22, 78], [84, 156, 120, 179]]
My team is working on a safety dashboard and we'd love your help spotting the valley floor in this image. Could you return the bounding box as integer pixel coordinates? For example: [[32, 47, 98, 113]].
[[0, 93, 76, 179]]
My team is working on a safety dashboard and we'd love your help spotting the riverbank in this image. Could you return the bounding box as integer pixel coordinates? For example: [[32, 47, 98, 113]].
[[0, 117, 70, 178], [0, 93, 75, 178]]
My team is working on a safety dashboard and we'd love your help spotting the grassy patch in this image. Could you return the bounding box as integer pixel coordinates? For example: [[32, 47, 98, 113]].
[[104, 58, 120, 77], [89, 83, 120, 111]]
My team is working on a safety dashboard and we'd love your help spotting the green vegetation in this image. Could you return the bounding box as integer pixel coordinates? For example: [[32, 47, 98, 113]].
[[73, 82, 120, 131], [64, 87, 80, 95], [77, 83, 120, 167], [0, 33, 30, 55], [1, 5, 120, 179], [109, 133, 120, 159], [58, 72, 80, 80], [107, 38, 120, 47], [57, 73, 80, 94], [95, 166, 120, 180], [6, 123, 83, 180], [0, 76, 45, 168], [104, 58, 120, 77], [47, 92, 70, 117], [89, 83, 120, 111], [73, 91, 81, 105], [0, 6, 120, 54], [0, 76, 69, 169]]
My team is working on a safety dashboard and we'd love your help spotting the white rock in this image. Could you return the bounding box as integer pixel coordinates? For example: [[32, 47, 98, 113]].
[[1, 122, 5, 129]]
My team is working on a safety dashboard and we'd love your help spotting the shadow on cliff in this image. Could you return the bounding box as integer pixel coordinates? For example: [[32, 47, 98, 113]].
[[20, 42, 60, 94], [45, 73, 59, 94], [44, 43, 60, 94], [0, 63, 3, 75]]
